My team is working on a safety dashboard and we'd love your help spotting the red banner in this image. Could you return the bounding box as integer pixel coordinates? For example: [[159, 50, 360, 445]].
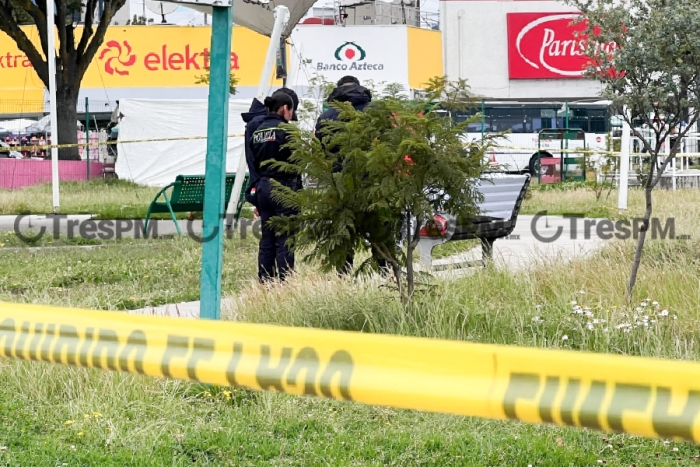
[[507, 12, 616, 80]]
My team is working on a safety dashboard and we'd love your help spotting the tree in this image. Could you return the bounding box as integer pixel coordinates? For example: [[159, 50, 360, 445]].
[[195, 70, 239, 95], [127, 14, 147, 25], [0, 0, 127, 159], [267, 77, 493, 303], [566, 0, 700, 297]]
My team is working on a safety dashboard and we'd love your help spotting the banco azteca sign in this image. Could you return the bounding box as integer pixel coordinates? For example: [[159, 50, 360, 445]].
[[315, 41, 385, 72]]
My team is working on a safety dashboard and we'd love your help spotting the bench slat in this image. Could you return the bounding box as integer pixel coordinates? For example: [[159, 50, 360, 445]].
[[417, 173, 531, 270]]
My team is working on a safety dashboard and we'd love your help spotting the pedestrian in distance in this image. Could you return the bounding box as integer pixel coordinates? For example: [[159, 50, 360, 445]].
[[251, 92, 301, 284]]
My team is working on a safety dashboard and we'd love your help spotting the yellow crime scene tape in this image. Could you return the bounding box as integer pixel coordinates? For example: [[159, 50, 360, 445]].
[[4, 136, 698, 159], [0, 134, 246, 153], [2, 301, 700, 443]]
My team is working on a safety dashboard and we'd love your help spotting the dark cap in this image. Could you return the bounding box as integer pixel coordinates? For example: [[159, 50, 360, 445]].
[[337, 75, 360, 87], [272, 87, 299, 121]]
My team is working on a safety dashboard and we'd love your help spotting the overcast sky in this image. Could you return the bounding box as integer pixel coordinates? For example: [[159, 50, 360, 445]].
[[129, 0, 439, 27]]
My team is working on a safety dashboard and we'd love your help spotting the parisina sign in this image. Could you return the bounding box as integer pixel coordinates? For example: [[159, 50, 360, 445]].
[[507, 12, 617, 79]]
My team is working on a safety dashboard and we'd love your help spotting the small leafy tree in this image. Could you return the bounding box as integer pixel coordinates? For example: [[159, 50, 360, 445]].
[[567, 0, 700, 297], [195, 70, 239, 95], [267, 77, 494, 303]]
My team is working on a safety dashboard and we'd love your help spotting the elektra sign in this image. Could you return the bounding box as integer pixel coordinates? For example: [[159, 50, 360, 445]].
[[507, 12, 616, 79]]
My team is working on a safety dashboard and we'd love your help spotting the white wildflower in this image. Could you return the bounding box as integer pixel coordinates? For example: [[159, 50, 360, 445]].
[[652, 301, 659, 307], [659, 309, 669, 317], [592, 319, 599, 324], [579, 290, 586, 295], [562, 335, 569, 341], [571, 300, 577, 306], [586, 322, 595, 331], [673, 315, 678, 320]]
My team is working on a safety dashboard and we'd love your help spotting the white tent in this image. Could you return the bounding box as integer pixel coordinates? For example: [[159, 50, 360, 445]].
[[115, 97, 321, 186], [25, 115, 83, 134], [189, 0, 317, 37], [0, 118, 39, 133]]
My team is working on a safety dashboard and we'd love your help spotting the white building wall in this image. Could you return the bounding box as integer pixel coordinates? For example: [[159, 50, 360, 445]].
[[440, 0, 604, 100]]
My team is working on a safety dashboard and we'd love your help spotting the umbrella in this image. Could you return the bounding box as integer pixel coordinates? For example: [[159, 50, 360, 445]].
[[187, 0, 317, 37]]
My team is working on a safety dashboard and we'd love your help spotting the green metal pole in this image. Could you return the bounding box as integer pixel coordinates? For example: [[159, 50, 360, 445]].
[[199, 4, 233, 321], [85, 97, 90, 181]]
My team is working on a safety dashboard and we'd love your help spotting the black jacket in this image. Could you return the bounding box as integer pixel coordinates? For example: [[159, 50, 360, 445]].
[[242, 98, 269, 188], [251, 113, 299, 184], [315, 83, 372, 135], [315, 84, 372, 172]]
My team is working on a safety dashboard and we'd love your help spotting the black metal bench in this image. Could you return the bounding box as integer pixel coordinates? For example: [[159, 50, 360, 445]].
[[143, 173, 249, 236], [417, 173, 531, 270]]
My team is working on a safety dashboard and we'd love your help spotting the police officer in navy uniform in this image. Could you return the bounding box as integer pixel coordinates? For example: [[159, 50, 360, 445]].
[[242, 88, 299, 208], [251, 92, 301, 283]]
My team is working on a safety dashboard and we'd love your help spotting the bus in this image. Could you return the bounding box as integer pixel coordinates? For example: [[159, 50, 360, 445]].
[[444, 100, 615, 175]]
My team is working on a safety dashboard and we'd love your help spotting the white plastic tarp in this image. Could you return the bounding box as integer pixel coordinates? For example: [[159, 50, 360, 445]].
[[115, 98, 250, 186], [0, 118, 38, 133], [187, 0, 316, 37], [115, 97, 322, 187]]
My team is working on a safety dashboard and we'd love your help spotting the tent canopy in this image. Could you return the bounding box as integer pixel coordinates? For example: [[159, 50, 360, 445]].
[[187, 0, 317, 37]]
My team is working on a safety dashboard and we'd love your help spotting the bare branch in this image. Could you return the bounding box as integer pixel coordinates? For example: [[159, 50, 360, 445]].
[[0, 2, 49, 86], [76, 0, 127, 80], [77, 0, 97, 59]]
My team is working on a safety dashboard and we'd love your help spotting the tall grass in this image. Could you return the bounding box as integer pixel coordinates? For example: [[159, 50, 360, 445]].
[[1, 187, 700, 465]]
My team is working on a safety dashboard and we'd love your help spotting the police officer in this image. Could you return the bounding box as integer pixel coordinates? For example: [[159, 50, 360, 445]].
[[315, 76, 390, 276], [242, 88, 299, 208], [251, 92, 301, 283]]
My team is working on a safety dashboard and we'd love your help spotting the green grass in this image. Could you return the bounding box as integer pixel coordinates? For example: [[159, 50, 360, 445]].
[[1, 186, 700, 465], [0, 235, 258, 310], [0, 179, 254, 220]]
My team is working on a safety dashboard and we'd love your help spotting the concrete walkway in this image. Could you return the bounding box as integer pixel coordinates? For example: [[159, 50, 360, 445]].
[[128, 214, 607, 319], [429, 214, 606, 272]]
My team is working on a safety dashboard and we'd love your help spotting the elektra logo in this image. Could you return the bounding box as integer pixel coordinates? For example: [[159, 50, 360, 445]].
[[98, 41, 240, 76], [316, 41, 384, 72], [509, 12, 617, 79], [99, 40, 137, 76]]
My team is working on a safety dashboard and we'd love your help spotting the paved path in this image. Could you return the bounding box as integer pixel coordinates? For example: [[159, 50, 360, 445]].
[[129, 214, 607, 319], [429, 214, 606, 273]]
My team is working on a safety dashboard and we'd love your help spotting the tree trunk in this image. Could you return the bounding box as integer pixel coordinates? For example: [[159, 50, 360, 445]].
[[56, 82, 80, 161], [628, 168, 655, 298]]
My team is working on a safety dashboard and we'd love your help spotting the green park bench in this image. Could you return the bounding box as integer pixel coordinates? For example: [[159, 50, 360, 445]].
[[143, 173, 249, 236]]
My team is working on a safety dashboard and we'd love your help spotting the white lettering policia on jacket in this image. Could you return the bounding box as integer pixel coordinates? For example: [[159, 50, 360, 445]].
[[316, 42, 385, 72], [252, 128, 278, 145]]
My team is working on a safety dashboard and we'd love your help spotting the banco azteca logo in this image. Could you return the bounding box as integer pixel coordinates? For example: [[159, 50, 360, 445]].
[[99, 40, 137, 76], [334, 42, 366, 61]]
